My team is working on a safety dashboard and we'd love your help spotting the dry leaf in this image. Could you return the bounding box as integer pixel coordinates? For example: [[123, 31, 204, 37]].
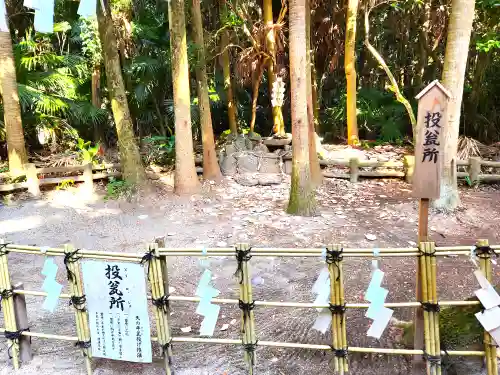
[[220, 324, 230, 331], [365, 234, 377, 241], [181, 326, 192, 333]]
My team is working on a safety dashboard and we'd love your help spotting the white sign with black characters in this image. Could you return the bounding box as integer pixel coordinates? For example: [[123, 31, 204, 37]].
[[82, 261, 152, 363]]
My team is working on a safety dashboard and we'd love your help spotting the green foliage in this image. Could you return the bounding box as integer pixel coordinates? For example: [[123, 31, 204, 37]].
[[56, 179, 75, 190], [141, 135, 175, 166], [105, 177, 136, 201], [75, 138, 100, 164], [322, 88, 410, 142]]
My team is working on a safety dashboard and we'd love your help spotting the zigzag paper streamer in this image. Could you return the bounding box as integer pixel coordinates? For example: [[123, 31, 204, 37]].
[[195, 269, 220, 336]]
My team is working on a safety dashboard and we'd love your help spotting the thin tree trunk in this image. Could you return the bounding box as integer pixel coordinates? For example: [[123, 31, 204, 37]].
[[91, 64, 106, 146], [97, 0, 145, 184], [219, 1, 238, 134], [364, 5, 417, 142], [311, 53, 320, 127], [305, 0, 322, 187], [250, 62, 265, 134], [434, 0, 475, 210], [263, 0, 285, 137], [191, 0, 222, 182], [287, 0, 317, 216], [0, 28, 28, 176], [168, 0, 201, 194], [416, 1, 431, 88], [345, 0, 359, 145]]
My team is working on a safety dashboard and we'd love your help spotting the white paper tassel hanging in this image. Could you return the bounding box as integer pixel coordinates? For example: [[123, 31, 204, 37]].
[[0, 0, 9, 32], [33, 0, 54, 33], [78, 0, 97, 17]]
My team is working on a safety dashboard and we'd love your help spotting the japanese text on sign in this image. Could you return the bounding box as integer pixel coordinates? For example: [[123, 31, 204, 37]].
[[422, 111, 442, 164], [82, 261, 152, 363]]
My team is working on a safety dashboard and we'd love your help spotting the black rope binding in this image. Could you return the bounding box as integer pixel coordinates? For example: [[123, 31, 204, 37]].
[[421, 302, 441, 312], [75, 340, 91, 356], [325, 248, 343, 280], [328, 303, 346, 315], [329, 345, 349, 359], [242, 341, 258, 366], [162, 339, 173, 365], [140, 248, 159, 279], [238, 300, 255, 333], [63, 249, 83, 282], [234, 247, 252, 284], [4, 329, 29, 359], [0, 289, 14, 300], [152, 294, 170, 313], [0, 243, 10, 256], [475, 245, 498, 259], [418, 247, 436, 258], [69, 295, 87, 312], [423, 352, 441, 367]]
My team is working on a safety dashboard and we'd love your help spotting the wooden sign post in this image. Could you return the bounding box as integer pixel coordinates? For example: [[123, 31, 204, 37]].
[[412, 80, 451, 369]]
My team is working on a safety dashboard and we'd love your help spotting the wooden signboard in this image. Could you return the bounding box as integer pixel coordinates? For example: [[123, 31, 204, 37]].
[[412, 80, 451, 199]]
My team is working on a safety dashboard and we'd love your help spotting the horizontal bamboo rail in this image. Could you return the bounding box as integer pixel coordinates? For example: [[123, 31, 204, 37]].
[[2, 241, 498, 373]]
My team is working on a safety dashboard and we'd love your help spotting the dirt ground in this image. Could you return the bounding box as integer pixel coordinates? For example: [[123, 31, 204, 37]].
[[0, 175, 499, 375]]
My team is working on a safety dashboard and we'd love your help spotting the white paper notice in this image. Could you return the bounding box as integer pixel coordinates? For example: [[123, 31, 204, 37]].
[[312, 308, 332, 334], [489, 326, 500, 346], [82, 261, 152, 363], [475, 306, 500, 332], [367, 307, 393, 339]]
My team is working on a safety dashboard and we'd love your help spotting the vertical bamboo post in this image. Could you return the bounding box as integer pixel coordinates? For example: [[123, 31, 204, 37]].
[[64, 244, 92, 375], [469, 157, 481, 183], [349, 158, 359, 183], [25, 163, 40, 197], [404, 155, 415, 183], [477, 239, 498, 375], [419, 242, 432, 375], [13, 282, 32, 362], [236, 243, 255, 375], [428, 242, 441, 375], [327, 244, 347, 374], [148, 242, 172, 375], [0, 239, 20, 370], [243, 245, 256, 371]]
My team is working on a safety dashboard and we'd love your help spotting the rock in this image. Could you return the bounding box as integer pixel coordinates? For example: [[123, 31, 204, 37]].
[[258, 174, 282, 185], [220, 324, 230, 331], [235, 174, 259, 186], [365, 233, 377, 241]]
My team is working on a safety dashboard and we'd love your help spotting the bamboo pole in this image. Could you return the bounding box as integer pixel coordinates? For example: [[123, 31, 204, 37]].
[[477, 239, 498, 375], [236, 243, 255, 374], [64, 244, 92, 375], [148, 243, 173, 375], [428, 242, 441, 375], [0, 239, 20, 370], [244, 244, 257, 372], [419, 242, 432, 375]]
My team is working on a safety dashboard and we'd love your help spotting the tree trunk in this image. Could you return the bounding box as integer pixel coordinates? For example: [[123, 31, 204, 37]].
[[250, 62, 265, 134], [91, 64, 106, 147], [191, 0, 222, 182], [167, 0, 201, 194], [345, 0, 359, 145], [97, 1, 145, 185], [434, 0, 475, 210], [311, 53, 320, 127], [0, 28, 28, 176], [287, 0, 317, 216], [219, 1, 238, 134], [263, 0, 285, 137], [305, 0, 322, 187], [416, 1, 431, 89]]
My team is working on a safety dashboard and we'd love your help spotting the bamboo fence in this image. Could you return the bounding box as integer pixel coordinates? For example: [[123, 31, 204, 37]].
[[0, 240, 498, 374]]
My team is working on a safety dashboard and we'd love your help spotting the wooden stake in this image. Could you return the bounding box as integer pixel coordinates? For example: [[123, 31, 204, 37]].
[[64, 244, 92, 375], [0, 239, 20, 370], [12, 282, 32, 362]]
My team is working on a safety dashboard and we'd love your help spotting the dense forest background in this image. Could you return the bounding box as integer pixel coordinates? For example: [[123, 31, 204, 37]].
[[0, 0, 498, 153]]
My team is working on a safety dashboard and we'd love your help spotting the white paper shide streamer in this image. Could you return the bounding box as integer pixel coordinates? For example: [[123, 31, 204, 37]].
[[473, 270, 500, 345], [311, 268, 331, 334]]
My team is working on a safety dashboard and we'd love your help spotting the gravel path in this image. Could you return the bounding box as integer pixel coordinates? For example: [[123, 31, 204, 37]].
[[0, 177, 498, 375]]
